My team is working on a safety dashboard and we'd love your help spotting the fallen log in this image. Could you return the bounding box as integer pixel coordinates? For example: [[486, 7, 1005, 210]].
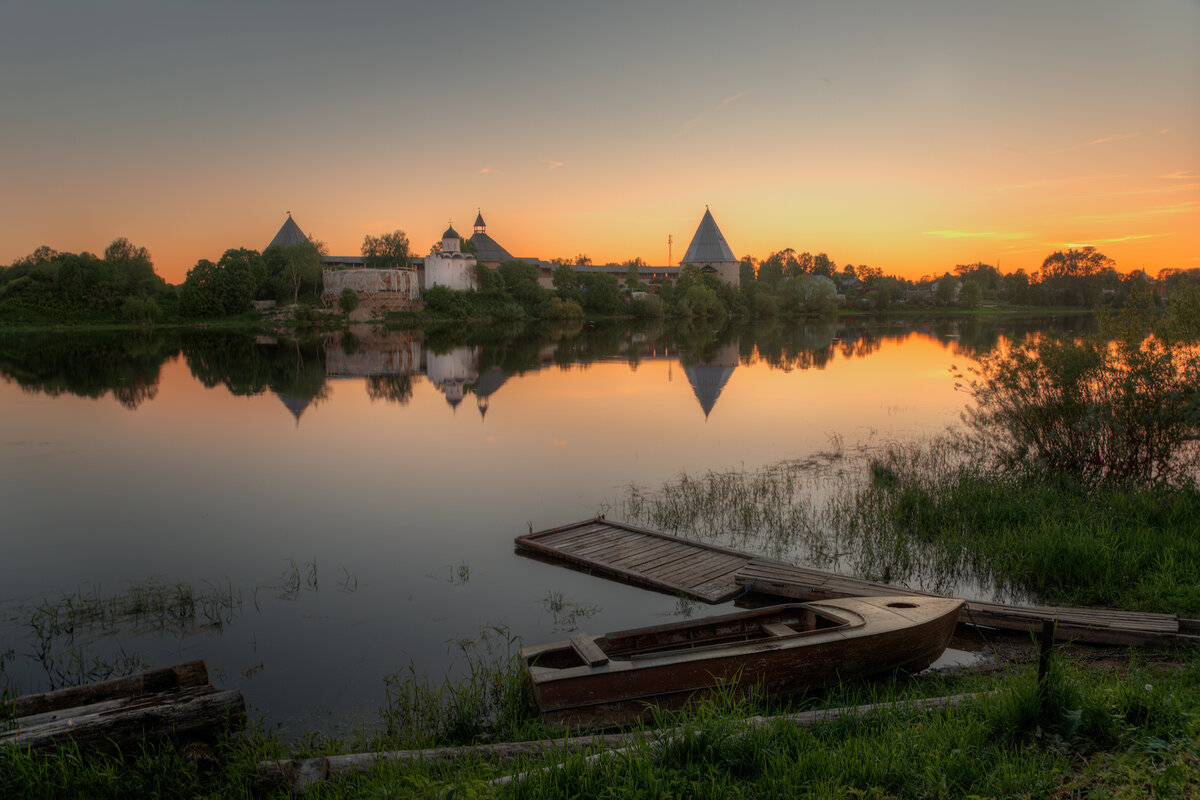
[[10, 660, 210, 718], [255, 731, 648, 795], [491, 691, 991, 787], [2, 661, 245, 754], [258, 692, 989, 795], [3, 688, 246, 753]]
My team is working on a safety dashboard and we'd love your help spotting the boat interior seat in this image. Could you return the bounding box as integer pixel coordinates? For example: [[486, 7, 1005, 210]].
[[760, 622, 804, 639], [570, 633, 610, 666]]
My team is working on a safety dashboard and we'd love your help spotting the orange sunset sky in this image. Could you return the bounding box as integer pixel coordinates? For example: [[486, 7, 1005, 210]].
[[1, 1, 1197, 285]]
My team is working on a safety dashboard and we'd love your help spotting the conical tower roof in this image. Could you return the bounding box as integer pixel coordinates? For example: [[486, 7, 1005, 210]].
[[268, 214, 309, 249], [681, 208, 737, 264], [682, 363, 735, 419], [474, 211, 486, 229]]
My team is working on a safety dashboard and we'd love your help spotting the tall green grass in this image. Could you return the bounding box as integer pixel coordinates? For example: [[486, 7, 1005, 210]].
[[3, 651, 1197, 798], [622, 436, 1200, 615], [379, 625, 537, 749], [507, 655, 1200, 800]]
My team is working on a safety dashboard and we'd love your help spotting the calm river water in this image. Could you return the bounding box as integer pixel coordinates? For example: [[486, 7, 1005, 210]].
[[0, 317, 1088, 733]]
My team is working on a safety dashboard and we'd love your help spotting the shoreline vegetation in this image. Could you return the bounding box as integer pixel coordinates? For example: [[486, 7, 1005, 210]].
[[4, 252, 1200, 795], [2, 234, 1194, 332]]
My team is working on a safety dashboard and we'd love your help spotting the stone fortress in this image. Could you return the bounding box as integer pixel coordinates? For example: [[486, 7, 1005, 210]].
[[267, 207, 741, 313]]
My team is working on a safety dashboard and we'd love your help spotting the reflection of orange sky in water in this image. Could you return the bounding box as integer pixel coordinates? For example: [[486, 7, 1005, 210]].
[[132, 332, 970, 488]]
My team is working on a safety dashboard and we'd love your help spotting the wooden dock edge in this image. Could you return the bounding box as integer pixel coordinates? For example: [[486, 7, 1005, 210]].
[[515, 517, 747, 603]]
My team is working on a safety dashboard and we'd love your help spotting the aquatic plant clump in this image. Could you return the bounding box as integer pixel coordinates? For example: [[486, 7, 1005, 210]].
[[621, 435, 1200, 613], [380, 625, 536, 749]]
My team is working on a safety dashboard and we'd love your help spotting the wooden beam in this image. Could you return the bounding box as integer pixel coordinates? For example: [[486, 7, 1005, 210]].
[[570, 634, 610, 667]]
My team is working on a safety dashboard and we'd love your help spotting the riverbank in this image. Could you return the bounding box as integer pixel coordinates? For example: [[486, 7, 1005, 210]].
[[0, 301, 1095, 334], [4, 645, 1197, 798]]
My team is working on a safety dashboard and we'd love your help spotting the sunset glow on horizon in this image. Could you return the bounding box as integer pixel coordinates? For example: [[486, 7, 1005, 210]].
[[2, 1, 1196, 284]]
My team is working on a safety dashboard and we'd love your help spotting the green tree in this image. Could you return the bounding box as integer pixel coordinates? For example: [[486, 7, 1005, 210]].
[[811, 252, 836, 278], [1003, 269, 1031, 304], [339, 287, 359, 316], [577, 271, 621, 314], [361, 230, 411, 269], [624, 264, 643, 292], [1036, 247, 1118, 307], [552, 265, 581, 304], [475, 263, 504, 291], [676, 283, 726, 321], [103, 237, 161, 297], [120, 295, 161, 325], [934, 273, 958, 306], [265, 241, 323, 305], [962, 287, 1200, 486], [962, 279, 982, 309]]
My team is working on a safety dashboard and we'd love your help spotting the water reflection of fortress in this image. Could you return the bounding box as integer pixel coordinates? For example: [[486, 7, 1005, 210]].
[[306, 332, 740, 422]]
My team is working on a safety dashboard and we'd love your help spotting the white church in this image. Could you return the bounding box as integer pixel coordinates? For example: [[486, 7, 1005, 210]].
[[423, 224, 478, 292]]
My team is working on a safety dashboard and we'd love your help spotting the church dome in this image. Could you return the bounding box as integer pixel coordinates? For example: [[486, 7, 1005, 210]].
[[443, 225, 460, 240]]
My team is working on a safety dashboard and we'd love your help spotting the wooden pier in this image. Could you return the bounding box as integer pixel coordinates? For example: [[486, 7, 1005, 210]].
[[517, 519, 1199, 648], [515, 518, 756, 603]]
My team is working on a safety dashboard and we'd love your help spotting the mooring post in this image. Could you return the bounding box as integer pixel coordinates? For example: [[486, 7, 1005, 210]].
[[1037, 618, 1058, 709]]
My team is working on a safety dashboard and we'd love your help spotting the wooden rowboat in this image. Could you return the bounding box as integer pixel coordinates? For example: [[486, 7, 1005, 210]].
[[522, 595, 963, 727]]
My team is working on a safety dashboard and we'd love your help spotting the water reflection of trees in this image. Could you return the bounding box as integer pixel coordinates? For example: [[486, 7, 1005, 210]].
[[0, 331, 177, 409], [181, 332, 329, 421], [0, 317, 1100, 416]]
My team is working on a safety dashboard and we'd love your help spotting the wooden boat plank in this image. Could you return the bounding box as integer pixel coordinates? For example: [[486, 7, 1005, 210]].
[[569, 634, 609, 667], [760, 622, 802, 639], [525, 596, 964, 727]]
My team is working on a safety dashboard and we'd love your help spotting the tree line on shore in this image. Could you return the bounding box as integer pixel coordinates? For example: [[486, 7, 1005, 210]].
[[2, 229, 1197, 324]]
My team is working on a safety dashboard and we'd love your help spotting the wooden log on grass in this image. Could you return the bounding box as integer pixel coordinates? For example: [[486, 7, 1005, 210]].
[[259, 692, 990, 795], [9, 660, 211, 718], [490, 691, 992, 786], [255, 732, 648, 795], [3, 686, 246, 753]]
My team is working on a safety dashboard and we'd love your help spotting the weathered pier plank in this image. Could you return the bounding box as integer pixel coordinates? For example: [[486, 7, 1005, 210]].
[[2, 660, 246, 753], [519, 520, 1195, 646], [515, 518, 755, 603]]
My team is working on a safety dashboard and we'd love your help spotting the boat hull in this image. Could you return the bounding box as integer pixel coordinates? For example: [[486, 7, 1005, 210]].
[[523, 595, 963, 728]]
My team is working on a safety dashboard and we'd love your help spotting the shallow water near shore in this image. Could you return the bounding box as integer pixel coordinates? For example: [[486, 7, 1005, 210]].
[[0, 317, 1087, 734]]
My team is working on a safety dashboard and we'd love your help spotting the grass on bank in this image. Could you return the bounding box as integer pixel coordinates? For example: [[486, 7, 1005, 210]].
[[2, 650, 1197, 799], [622, 439, 1200, 617]]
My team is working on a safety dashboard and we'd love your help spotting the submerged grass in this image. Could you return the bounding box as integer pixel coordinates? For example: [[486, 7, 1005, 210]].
[[622, 435, 1200, 615], [16, 580, 242, 690]]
